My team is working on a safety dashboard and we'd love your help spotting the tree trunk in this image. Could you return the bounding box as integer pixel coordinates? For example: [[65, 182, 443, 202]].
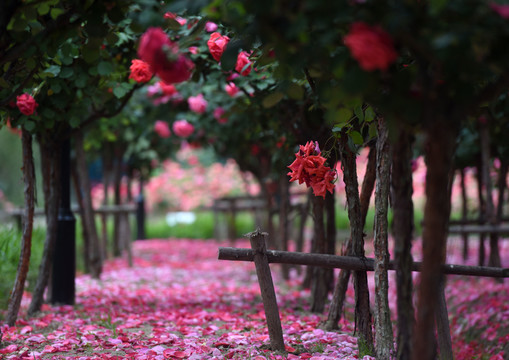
[[71, 165, 90, 274], [460, 168, 469, 261], [391, 127, 415, 360], [75, 132, 102, 278], [112, 147, 123, 257], [278, 176, 290, 279], [341, 138, 374, 354], [28, 137, 61, 316], [476, 163, 486, 266], [413, 117, 459, 360], [373, 118, 394, 359], [6, 129, 35, 326], [488, 159, 507, 269], [325, 144, 376, 330], [310, 194, 332, 313]]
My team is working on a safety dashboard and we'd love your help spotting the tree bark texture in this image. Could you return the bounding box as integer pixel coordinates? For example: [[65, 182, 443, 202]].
[[75, 132, 102, 278], [391, 127, 415, 360], [341, 140, 374, 354], [112, 147, 123, 257], [373, 118, 394, 359], [310, 195, 333, 313], [491, 160, 508, 269], [28, 137, 61, 316], [325, 144, 376, 331], [460, 168, 469, 261], [71, 166, 90, 274], [413, 118, 459, 360], [6, 129, 35, 326], [476, 163, 486, 266], [278, 176, 290, 279]]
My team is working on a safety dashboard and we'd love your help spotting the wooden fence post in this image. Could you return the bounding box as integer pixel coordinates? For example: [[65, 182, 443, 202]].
[[247, 229, 285, 352]]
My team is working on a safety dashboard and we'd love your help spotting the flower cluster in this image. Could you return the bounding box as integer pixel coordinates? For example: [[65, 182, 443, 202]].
[[287, 141, 336, 198], [343, 22, 397, 72], [138, 27, 194, 84], [16, 93, 38, 116], [128, 59, 153, 83], [207, 32, 252, 76]]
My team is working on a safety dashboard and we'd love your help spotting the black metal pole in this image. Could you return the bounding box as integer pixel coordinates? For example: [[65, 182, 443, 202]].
[[136, 179, 146, 240], [51, 136, 76, 305]]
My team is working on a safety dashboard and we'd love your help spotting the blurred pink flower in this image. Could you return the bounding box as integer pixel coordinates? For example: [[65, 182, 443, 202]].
[[213, 107, 228, 124], [173, 119, 195, 137], [205, 21, 218, 32], [188, 94, 208, 114], [225, 82, 239, 97], [188, 46, 199, 54], [490, 2, 509, 18], [235, 51, 252, 76], [154, 120, 171, 138]]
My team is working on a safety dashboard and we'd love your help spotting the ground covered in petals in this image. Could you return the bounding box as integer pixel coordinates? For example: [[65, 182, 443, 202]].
[[1, 237, 507, 360]]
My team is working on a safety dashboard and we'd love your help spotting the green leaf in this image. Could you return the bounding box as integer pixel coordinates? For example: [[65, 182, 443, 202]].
[[50, 8, 65, 19], [97, 61, 114, 76], [262, 92, 284, 108], [337, 108, 352, 123], [24, 120, 36, 131], [365, 107, 375, 123], [59, 67, 73, 79], [113, 85, 128, 98], [354, 106, 364, 123], [221, 39, 243, 71], [349, 130, 364, 146], [69, 116, 81, 128], [45, 65, 61, 77], [37, 3, 51, 15]]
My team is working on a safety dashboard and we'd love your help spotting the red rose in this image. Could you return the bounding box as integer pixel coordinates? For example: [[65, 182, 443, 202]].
[[235, 51, 251, 76], [158, 81, 177, 96], [138, 27, 194, 84], [16, 93, 38, 116], [157, 55, 194, 84], [129, 59, 153, 83], [343, 22, 397, 71], [207, 32, 230, 61]]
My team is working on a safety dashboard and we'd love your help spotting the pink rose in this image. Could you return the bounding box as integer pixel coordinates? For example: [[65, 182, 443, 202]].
[[154, 120, 171, 138], [138, 27, 194, 84], [213, 107, 228, 124], [343, 22, 397, 71], [173, 120, 195, 138], [205, 21, 218, 32], [235, 51, 251, 76], [187, 94, 208, 114], [16, 93, 38, 116], [207, 32, 230, 61], [225, 82, 239, 97], [188, 46, 198, 55]]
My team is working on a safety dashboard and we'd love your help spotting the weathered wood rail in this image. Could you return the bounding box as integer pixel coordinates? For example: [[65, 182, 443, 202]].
[[219, 247, 509, 278]]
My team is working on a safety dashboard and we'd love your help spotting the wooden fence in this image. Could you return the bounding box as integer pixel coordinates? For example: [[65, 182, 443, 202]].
[[219, 229, 508, 355]]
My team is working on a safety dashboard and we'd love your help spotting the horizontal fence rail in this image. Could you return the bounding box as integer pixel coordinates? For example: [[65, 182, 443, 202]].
[[218, 247, 509, 278]]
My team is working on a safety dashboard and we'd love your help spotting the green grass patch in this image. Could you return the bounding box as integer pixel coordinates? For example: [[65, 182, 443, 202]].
[[0, 226, 45, 312]]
